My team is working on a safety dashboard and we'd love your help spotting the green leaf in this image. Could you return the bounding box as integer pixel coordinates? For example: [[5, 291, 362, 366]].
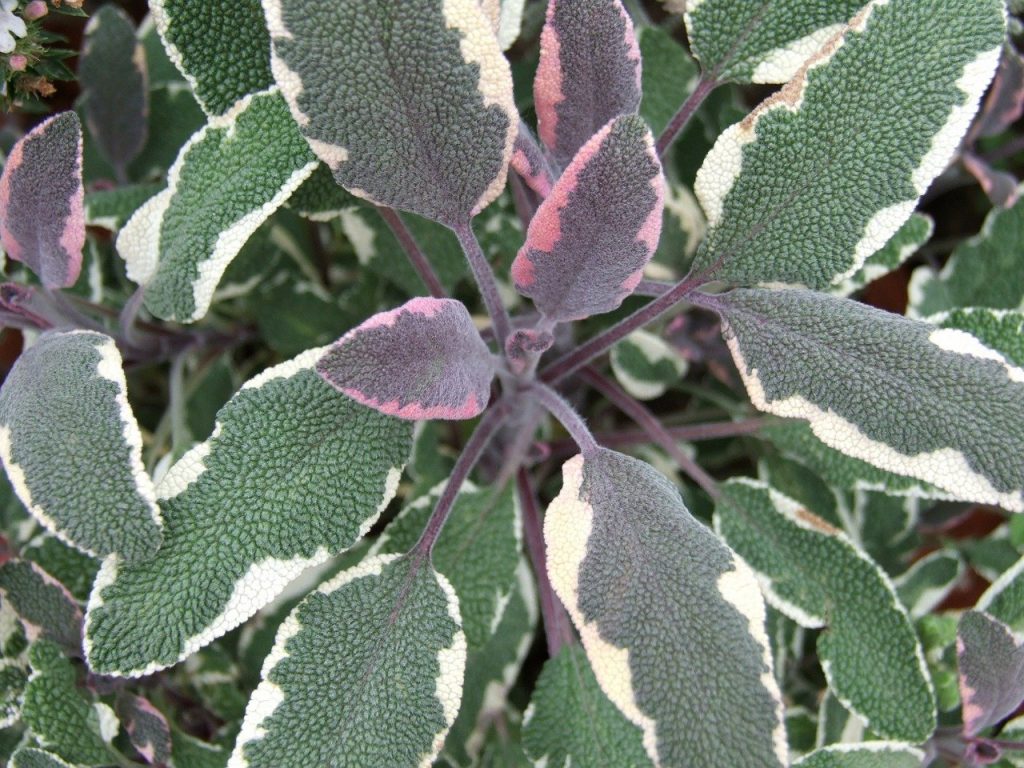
[[170, 728, 228, 768], [684, 0, 866, 84], [691, 0, 1004, 288], [21, 533, 100, 604], [523, 645, 653, 768], [0, 660, 27, 729], [894, 551, 964, 619], [909, 191, 1024, 317], [151, 0, 274, 116], [116, 693, 172, 766], [978, 556, 1024, 632], [0, 331, 163, 562], [792, 743, 924, 768], [84, 183, 163, 232], [638, 26, 698, 137], [610, 329, 689, 401], [231, 555, 465, 768], [715, 479, 936, 742], [831, 213, 933, 297], [117, 89, 318, 323], [10, 749, 77, 768], [266, 0, 517, 226], [84, 348, 412, 676], [715, 289, 1024, 511], [545, 449, 787, 766], [929, 308, 1024, 367], [0, 561, 82, 658], [286, 163, 359, 222]]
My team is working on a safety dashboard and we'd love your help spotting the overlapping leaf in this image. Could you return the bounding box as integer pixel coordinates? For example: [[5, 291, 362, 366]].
[[479, 0, 524, 51], [230, 555, 465, 768], [691, 0, 1004, 289], [958, 610, 1024, 736], [979, 557, 1024, 632], [535, 0, 641, 169], [715, 479, 936, 742], [318, 299, 495, 421], [0, 113, 85, 289], [792, 743, 924, 768], [611, 329, 688, 401], [545, 449, 787, 767], [117, 88, 317, 322], [512, 115, 664, 322], [85, 348, 412, 676], [116, 693, 172, 766], [265, 0, 517, 226], [11, 749, 78, 768], [0, 331, 162, 563], [714, 289, 1024, 511], [831, 214, 933, 297], [894, 551, 964, 619], [930, 308, 1024, 367], [0, 561, 82, 657]]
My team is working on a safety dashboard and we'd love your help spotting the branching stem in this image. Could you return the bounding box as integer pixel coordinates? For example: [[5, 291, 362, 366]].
[[655, 75, 719, 158], [530, 382, 598, 455]]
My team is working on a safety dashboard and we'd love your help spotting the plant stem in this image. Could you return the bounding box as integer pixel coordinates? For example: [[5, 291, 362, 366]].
[[580, 367, 720, 498], [634, 279, 671, 297], [517, 469, 575, 655], [376, 207, 447, 299], [414, 399, 514, 556], [656, 75, 719, 158], [530, 382, 599, 455], [169, 351, 190, 457], [119, 286, 146, 349], [547, 416, 769, 455], [453, 221, 513, 349]]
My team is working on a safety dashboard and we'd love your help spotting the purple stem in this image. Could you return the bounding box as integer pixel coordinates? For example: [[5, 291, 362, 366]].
[[634, 279, 671, 297], [376, 207, 448, 299], [453, 221, 514, 350], [530, 382, 599, 455], [580, 366, 721, 498], [546, 417, 769, 456], [655, 75, 719, 158], [516, 469, 575, 655]]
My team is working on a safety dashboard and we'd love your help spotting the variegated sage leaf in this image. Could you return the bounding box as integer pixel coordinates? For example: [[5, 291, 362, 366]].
[[85, 348, 412, 677], [691, 0, 1004, 289], [523, 645, 652, 768], [715, 288, 1024, 512], [512, 115, 664, 323], [958, 610, 1024, 736], [638, 26, 698, 138], [0, 113, 85, 290], [116, 693, 172, 766], [117, 89, 317, 323], [535, 0, 641, 170], [0, 331, 162, 563], [792, 743, 924, 768], [79, 6, 148, 175], [545, 449, 787, 767], [894, 551, 964, 619], [684, 0, 866, 84], [84, 183, 163, 232], [479, 0, 524, 51], [930, 308, 1024, 367], [266, 0, 517, 226], [317, 299, 496, 421], [0, 561, 82, 658], [150, 0, 273, 116], [231, 555, 465, 768], [978, 559, 1024, 633], [11, 749, 78, 768], [716, 479, 936, 742], [831, 213, 933, 298], [611, 329, 689, 401]]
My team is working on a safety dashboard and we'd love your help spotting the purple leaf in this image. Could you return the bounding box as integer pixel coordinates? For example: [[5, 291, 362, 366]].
[[971, 45, 1024, 141], [963, 152, 1020, 208], [535, 0, 642, 170], [116, 693, 171, 765], [512, 114, 664, 323], [958, 610, 1024, 736], [0, 113, 85, 290], [317, 298, 495, 421], [511, 122, 554, 198]]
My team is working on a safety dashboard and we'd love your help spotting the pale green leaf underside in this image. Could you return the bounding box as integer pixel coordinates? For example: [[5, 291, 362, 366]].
[[719, 289, 1024, 511], [117, 89, 317, 323], [692, 0, 1003, 289], [793, 743, 924, 768], [716, 479, 936, 743], [232, 555, 465, 768], [85, 348, 412, 677]]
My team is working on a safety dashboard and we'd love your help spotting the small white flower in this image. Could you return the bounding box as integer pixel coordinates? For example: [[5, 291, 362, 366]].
[[0, 0, 28, 55]]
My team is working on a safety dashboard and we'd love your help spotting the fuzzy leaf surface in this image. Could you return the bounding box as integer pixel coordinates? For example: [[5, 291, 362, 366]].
[[831, 213, 933, 297], [716, 479, 936, 742], [10, 749, 78, 768], [117, 89, 317, 323], [512, 115, 663, 322], [958, 610, 1024, 736], [117, 693, 172, 766], [611, 329, 688, 401], [85, 348, 412, 676], [318, 299, 495, 421], [0, 561, 82, 658], [535, 0, 641, 170], [266, 0, 517, 226], [0, 113, 85, 289], [716, 289, 1024, 511], [0, 331, 162, 562], [691, 0, 1004, 289], [231, 555, 465, 768], [792, 744, 924, 768], [930, 309, 1024, 367], [545, 449, 787, 767]]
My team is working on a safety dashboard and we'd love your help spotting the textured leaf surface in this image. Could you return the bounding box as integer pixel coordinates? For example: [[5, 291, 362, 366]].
[[79, 6, 148, 173], [958, 610, 1024, 736], [85, 348, 412, 676], [545, 449, 787, 767], [10, 749, 77, 768], [286, 163, 358, 221], [931, 308, 1024, 367], [0, 658, 27, 729], [0, 331, 162, 562], [638, 26, 697, 137], [118, 89, 317, 322], [909, 193, 1024, 317], [231, 555, 465, 768], [685, 0, 865, 84], [979, 558, 1024, 633], [611, 329, 688, 401], [691, 0, 1004, 288], [716, 289, 1024, 511], [716, 479, 936, 742], [512, 115, 663, 322], [0, 561, 82, 657], [117, 694, 172, 765], [84, 183, 163, 232], [535, 0, 641, 170], [266, 0, 517, 225], [831, 213, 933, 297], [894, 551, 963, 619], [318, 299, 495, 421], [523, 645, 652, 768], [151, 0, 273, 116], [792, 743, 924, 768], [0, 113, 85, 289], [479, 0, 524, 51]]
